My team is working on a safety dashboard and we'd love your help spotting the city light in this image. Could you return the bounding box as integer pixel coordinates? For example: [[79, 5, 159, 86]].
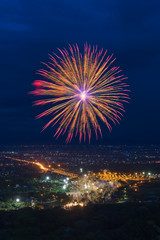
[[4, 156, 78, 179], [64, 202, 84, 208], [2, 145, 160, 212]]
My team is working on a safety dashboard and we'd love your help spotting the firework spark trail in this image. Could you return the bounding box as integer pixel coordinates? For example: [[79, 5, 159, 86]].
[[31, 43, 130, 142]]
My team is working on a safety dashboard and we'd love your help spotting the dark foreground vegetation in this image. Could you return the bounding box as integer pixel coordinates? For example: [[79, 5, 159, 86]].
[[1, 203, 160, 240]]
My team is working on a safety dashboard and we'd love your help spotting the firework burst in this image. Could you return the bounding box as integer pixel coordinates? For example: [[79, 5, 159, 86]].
[[31, 44, 129, 143]]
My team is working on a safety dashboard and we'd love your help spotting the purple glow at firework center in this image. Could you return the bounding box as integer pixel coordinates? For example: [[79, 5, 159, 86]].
[[80, 91, 87, 101]]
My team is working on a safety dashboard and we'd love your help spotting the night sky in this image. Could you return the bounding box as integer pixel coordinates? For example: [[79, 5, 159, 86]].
[[1, 0, 160, 144]]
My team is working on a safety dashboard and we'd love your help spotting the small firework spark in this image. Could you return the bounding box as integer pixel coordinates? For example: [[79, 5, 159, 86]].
[[31, 44, 129, 142]]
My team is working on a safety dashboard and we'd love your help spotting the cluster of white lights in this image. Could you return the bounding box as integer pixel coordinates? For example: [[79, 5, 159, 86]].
[[63, 178, 70, 190], [142, 172, 151, 176]]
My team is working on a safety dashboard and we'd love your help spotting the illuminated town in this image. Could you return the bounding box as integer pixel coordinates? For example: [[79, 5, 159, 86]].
[[1, 144, 160, 211], [1, 0, 160, 238]]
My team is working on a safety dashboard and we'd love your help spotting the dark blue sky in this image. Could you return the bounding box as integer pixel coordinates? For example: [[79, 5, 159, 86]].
[[0, 0, 160, 144]]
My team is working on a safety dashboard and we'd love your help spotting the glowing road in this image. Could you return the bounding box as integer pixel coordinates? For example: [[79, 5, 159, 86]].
[[4, 156, 78, 179]]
